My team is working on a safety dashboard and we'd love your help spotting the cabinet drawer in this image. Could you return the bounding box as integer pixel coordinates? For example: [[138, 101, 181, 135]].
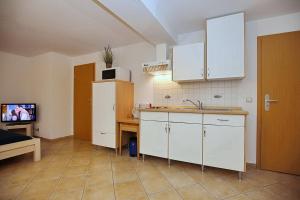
[[203, 114, 244, 127], [140, 112, 168, 121], [92, 132, 116, 148], [169, 112, 202, 124]]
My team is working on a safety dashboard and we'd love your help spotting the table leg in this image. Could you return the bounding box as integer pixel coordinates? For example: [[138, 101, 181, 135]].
[[119, 129, 122, 155], [26, 124, 31, 136], [137, 129, 140, 160]]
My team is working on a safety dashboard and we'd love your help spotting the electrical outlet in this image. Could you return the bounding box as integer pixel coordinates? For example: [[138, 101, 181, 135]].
[[246, 97, 253, 103], [35, 128, 39, 132]]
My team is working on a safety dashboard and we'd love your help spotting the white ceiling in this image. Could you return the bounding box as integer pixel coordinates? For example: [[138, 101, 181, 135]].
[[143, 0, 300, 35], [0, 0, 299, 57], [0, 0, 143, 56]]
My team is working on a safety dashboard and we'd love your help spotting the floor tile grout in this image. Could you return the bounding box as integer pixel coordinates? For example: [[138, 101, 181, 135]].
[[1, 138, 299, 200]]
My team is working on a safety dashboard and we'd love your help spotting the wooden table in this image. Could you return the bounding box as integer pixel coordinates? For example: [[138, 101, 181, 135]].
[[5, 123, 33, 136], [118, 118, 140, 159]]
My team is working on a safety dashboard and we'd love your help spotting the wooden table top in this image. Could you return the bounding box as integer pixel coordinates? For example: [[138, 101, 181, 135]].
[[118, 118, 139, 125]]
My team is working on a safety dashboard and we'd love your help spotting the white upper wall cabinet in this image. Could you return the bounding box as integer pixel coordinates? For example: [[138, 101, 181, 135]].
[[172, 43, 205, 81], [206, 13, 245, 79]]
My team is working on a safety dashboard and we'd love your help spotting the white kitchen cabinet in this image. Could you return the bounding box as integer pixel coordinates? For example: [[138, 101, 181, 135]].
[[140, 120, 169, 158], [139, 111, 246, 175], [92, 81, 134, 149], [169, 122, 202, 164], [207, 12, 244, 79], [203, 114, 245, 172], [172, 43, 205, 81], [92, 82, 116, 148]]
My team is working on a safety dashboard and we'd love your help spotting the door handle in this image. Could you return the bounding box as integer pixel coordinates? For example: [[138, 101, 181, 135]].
[[217, 119, 229, 122], [265, 94, 279, 111], [265, 99, 279, 102]]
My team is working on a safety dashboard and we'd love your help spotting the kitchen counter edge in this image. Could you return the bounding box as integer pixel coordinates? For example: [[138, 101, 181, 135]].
[[139, 108, 248, 115]]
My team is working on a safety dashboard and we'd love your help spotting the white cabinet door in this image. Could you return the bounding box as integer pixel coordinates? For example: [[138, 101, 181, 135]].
[[169, 122, 202, 164], [207, 13, 244, 79], [93, 132, 116, 148], [173, 43, 205, 81], [140, 120, 168, 158], [203, 125, 244, 171], [92, 82, 116, 146]]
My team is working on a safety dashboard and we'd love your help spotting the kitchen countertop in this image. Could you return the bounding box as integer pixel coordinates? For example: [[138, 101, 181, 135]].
[[139, 106, 248, 115]]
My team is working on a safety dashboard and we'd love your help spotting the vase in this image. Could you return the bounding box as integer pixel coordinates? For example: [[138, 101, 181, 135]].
[[106, 63, 112, 68]]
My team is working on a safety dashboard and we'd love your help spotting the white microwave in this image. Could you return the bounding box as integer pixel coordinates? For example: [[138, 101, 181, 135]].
[[102, 67, 131, 81]]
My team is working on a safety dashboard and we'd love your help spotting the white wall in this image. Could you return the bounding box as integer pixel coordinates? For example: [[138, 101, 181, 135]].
[[0, 51, 73, 139], [30, 52, 73, 139], [0, 52, 32, 103], [177, 30, 206, 44]]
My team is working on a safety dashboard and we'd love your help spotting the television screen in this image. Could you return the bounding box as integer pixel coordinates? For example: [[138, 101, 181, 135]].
[[1, 103, 36, 122]]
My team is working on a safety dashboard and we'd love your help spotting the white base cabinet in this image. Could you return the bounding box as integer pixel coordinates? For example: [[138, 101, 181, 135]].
[[140, 111, 246, 174], [169, 122, 202, 164], [140, 112, 169, 158], [140, 120, 168, 158], [203, 125, 244, 172], [203, 114, 245, 172]]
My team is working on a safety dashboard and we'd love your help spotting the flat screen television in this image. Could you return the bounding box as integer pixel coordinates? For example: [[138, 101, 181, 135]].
[[1, 103, 37, 123]]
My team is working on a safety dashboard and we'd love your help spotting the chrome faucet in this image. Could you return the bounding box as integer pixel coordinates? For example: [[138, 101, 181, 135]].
[[182, 99, 203, 110]]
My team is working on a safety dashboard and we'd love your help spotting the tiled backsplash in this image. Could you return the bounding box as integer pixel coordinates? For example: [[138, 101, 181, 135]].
[[153, 75, 241, 107]]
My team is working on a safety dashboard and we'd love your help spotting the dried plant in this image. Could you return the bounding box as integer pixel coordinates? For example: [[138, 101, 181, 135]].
[[103, 45, 113, 65]]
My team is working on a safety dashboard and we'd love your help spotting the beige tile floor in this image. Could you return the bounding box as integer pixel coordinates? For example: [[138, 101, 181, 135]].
[[0, 137, 299, 200]]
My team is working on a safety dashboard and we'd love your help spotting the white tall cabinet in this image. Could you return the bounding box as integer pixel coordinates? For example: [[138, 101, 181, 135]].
[[92, 80, 134, 150], [92, 82, 116, 148], [206, 12, 244, 79], [172, 43, 205, 81]]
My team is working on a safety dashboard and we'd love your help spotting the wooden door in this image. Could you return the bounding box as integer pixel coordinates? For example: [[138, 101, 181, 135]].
[[74, 63, 95, 140], [258, 31, 300, 175]]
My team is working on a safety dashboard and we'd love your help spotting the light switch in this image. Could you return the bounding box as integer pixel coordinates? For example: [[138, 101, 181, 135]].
[[246, 97, 253, 103]]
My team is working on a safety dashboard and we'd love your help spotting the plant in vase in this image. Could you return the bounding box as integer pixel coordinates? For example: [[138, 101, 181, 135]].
[[103, 45, 113, 68]]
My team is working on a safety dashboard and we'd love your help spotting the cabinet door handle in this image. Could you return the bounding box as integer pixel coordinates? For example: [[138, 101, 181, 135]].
[[203, 130, 206, 137], [217, 119, 229, 122], [100, 132, 106, 135], [113, 104, 115, 111], [165, 124, 168, 133]]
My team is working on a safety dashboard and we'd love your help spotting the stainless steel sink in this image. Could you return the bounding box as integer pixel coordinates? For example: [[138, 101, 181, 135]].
[[175, 107, 235, 111], [175, 107, 198, 110], [202, 108, 233, 111]]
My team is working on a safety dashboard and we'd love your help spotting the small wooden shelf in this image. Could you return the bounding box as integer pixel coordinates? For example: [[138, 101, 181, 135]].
[[4, 123, 33, 136]]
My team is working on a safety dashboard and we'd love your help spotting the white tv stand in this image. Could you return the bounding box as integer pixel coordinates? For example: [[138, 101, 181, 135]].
[[4, 123, 33, 136]]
